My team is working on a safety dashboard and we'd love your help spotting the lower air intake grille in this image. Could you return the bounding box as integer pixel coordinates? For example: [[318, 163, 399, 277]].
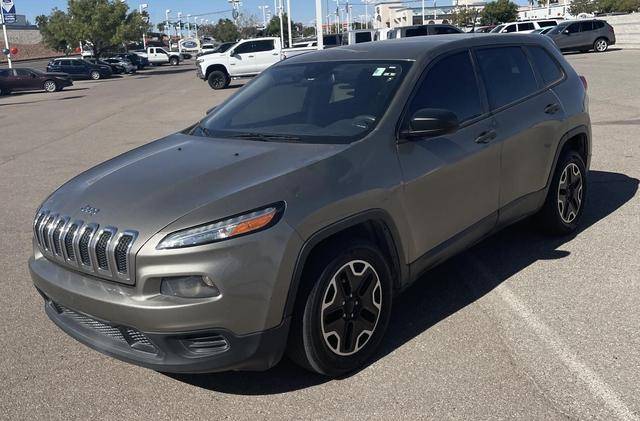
[[51, 301, 156, 354]]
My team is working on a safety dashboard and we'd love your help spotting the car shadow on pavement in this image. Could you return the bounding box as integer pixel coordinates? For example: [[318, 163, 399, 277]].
[[166, 170, 638, 395], [137, 67, 195, 76], [0, 94, 86, 107]]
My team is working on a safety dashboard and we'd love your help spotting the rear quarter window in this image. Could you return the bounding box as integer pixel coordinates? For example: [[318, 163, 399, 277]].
[[526, 46, 564, 86], [475, 46, 538, 110], [518, 22, 535, 31]]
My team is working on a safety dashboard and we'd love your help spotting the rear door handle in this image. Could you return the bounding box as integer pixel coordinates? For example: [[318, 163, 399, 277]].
[[545, 103, 560, 114], [475, 130, 496, 144]]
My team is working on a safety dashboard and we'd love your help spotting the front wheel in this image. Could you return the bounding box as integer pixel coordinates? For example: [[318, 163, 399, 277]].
[[537, 151, 587, 235], [207, 70, 230, 90], [90, 70, 101, 80], [43, 80, 58, 93], [594, 38, 609, 52], [170, 57, 179, 66], [287, 240, 393, 377]]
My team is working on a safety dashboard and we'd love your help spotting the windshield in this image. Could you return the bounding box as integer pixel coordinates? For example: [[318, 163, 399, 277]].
[[548, 24, 568, 34], [194, 60, 411, 144], [491, 25, 505, 33]]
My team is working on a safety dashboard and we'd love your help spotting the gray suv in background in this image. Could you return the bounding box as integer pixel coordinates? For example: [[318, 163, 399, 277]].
[[29, 34, 591, 377], [547, 19, 616, 53]]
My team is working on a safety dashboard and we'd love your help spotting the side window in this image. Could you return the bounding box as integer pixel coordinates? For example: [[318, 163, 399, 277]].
[[157, 48, 168, 54], [518, 22, 535, 31], [567, 23, 580, 33], [0, 69, 9, 77], [594, 21, 605, 29], [408, 51, 483, 123], [580, 21, 594, 31], [504, 24, 517, 33], [234, 42, 255, 54], [60, 60, 71, 66], [538, 20, 556, 27], [72, 60, 83, 66], [253, 40, 275, 52], [476, 46, 538, 110], [15, 69, 32, 76], [406, 26, 428, 37], [355, 32, 372, 43], [527, 46, 563, 86]]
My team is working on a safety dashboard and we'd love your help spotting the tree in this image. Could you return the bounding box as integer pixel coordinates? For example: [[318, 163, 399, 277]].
[[450, 8, 478, 27], [210, 18, 240, 42], [569, 0, 597, 15], [237, 14, 260, 39], [37, 0, 150, 57], [264, 13, 291, 45], [480, 0, 519, 25]]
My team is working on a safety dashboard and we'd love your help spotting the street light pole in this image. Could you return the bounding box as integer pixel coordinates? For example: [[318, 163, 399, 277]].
[[139, 4, 148, 48], [287, 0, 293, 48], [422, 0, 425, 24], [1, 10, 12, 69], [278, 0, 284, 47], [315, 0, 323, 49], [165, 9, 171, 40]]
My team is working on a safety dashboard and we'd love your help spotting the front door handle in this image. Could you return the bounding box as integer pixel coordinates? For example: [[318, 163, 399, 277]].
[[544, 103, 560, 114], [248, 55, 255, 58], [475, 130, 497, 144]]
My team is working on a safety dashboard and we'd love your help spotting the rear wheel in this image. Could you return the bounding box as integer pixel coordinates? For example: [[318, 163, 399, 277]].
[[287, 240, 393, 377], [90, 70, 101, 80], [207, 70, 230, 90], [594, 38, 608, 52], [0, 87, 10, 95], [43, 80, 58, 93], [537, 151, 587, 235]]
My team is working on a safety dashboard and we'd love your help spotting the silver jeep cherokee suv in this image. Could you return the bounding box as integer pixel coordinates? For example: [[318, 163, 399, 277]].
[[30, 34, 591, 377]]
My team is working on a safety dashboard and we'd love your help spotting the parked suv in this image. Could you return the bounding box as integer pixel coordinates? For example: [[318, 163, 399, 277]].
[[547, 19, 615, 52], [47, 58, 113, 80], [491, 20, 558, 34], [30, 34, 591, 377]]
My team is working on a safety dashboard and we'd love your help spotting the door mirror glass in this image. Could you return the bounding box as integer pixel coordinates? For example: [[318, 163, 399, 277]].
[[404, 108, 459, 138], [228, 49, 235, 56], [563, 29, 570, 34]]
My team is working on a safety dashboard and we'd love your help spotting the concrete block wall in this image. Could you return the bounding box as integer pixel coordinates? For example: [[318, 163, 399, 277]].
[[602, 13, 640, 49]]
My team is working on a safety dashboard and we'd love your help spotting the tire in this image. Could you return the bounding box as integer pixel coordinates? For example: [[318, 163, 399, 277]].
[[90, 70, 101, 80], [594, 38, 608, 52], [207, 70, 230, 90], [537, 150, 587, 235], [170, 57, 179, 66], [287, 239, 393, 377], [43, 80, 58, 93]]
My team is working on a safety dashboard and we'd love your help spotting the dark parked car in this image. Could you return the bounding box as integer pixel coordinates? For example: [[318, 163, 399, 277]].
[[547, 19, 616, 52], [87, 58, 125, 74], [47, 58, 113, 80], [30, 34, 591, 377], [390, 24, 463, 38], [0, 67, 73, 95], [112, 52, 149, 70], [323, 33, 343, 47]]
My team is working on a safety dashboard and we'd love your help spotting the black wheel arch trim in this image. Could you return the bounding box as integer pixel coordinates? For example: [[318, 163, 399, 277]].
[[283, 209, 408, 320], [545, 125, 591, 189]]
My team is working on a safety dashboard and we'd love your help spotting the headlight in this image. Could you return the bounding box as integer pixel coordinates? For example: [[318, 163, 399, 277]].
[[156, 203, 284, 249]]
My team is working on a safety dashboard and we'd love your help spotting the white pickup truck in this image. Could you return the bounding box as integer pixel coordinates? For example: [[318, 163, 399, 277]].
[[196, 37, 314, 89], [134, 47, 181, 66]]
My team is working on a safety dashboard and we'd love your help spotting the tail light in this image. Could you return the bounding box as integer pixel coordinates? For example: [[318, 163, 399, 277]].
[[579, 75, 588, 91]]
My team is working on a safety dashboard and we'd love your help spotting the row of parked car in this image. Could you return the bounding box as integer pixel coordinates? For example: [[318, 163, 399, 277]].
[[0, 48, 185, 96]]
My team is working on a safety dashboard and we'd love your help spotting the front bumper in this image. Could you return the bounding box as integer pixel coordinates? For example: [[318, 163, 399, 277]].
[[196, 63, 205, 80], [37, 287, 289, 373]]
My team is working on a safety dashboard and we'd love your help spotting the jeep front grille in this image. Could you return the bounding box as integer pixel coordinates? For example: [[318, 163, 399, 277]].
[[33, 209, 138, 284]]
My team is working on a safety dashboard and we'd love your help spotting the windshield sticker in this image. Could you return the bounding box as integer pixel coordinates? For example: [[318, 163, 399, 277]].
[[372, 67, 386, 77]]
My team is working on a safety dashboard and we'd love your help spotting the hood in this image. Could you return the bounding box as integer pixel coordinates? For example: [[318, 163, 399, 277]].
[[41, 133, 344, 242]]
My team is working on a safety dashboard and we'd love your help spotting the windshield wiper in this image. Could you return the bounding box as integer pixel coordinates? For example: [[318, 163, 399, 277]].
[[230, 132, 301, 142]]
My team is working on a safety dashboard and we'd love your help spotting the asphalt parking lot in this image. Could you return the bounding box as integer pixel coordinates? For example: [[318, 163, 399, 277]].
[[1, 51, 639, 420]]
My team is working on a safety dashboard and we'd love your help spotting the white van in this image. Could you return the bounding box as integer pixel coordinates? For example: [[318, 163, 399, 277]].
[[491, 20, 559, 34], [342, 30, 376, 45]]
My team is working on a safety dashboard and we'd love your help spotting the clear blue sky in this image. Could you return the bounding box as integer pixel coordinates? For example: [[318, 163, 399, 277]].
[[15, 0, 529, 28]]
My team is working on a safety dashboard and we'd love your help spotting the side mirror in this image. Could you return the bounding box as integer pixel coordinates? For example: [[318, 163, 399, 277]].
[[563, 29, 570, 35], [228, 49, 235, 56], [402, 108, 459, 139]]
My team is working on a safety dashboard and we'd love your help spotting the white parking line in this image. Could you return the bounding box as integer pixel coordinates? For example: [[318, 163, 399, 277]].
[[471, 257, 639, 421]]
